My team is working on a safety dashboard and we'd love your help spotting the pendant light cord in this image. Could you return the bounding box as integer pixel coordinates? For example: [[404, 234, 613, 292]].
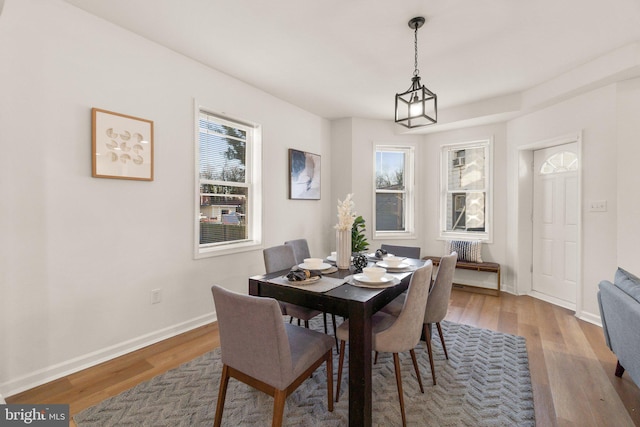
[[413, 24, 420, 78]]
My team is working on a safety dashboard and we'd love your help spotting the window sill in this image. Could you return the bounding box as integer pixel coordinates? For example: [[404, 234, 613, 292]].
[[438, 231, 492, 244], [195, 240, 262, 259], [373, 231, 416, 240]]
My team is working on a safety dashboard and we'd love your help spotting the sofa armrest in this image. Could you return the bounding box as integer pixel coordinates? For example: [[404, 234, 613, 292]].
[[597, 280, 613, 349], [598, 280, 640, 387]]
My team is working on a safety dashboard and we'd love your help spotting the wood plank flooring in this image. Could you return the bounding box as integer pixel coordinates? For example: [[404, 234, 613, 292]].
[[7, 290, 640, 426]]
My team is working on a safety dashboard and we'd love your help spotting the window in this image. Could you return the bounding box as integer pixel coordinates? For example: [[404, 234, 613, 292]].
[[195, 109, 262, 257], [440, 140, 492, 241], [539, 151, 578, 174], [374, 146, 414, 238]]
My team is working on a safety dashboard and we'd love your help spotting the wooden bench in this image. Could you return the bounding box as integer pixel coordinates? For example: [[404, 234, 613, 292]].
[[422, 256, 501, 296]]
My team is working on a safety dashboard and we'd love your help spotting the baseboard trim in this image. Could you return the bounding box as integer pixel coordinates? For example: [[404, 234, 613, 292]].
[[527, 291, 602, 326], [576, 310, 602, 327], [528, 290, 576, 311], [2, 313, 216, 398], [452, 282, 500, 296]]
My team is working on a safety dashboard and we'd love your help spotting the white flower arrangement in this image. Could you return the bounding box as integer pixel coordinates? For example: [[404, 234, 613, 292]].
[[335, 193, 356, 231]]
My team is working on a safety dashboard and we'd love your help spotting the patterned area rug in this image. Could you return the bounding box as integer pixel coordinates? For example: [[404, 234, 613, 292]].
[[74, 320, 535, 426]]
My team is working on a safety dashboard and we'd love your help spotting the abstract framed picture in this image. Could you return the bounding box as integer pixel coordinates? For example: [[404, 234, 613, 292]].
[[92, 108, 154, 181], [288, 148, 321, 200]]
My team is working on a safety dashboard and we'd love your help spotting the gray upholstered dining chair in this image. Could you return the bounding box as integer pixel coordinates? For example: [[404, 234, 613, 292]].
[[421, 251, 457, 384], [284, 238, 311, 266], [264, 244, 339, 343], [380, 243, 421, 259], [381, 252, 458, 385], [262, 245, 327, 333], [284, 238, 339, 347], [211, 285, 334, 427], [335, 261, 433, 427], [263, 244, 324, 329]]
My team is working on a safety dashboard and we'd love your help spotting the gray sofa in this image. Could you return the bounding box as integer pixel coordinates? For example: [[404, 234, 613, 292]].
[[598, 267, 640, 387]]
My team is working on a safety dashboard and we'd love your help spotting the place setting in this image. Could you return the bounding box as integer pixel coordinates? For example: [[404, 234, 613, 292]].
[[299, 257, 338, 274], [268, 257, 344, 292], [284, 257, 336, 285], [346, 266, 401, 289], [374, 255, 416, 272], [366, 247, 392, 260]]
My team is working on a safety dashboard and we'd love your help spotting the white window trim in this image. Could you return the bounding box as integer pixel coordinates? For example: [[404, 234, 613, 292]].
[[439, 139, 493, 243], [373, 144, 415, 239], [194, 102, 263, 259]]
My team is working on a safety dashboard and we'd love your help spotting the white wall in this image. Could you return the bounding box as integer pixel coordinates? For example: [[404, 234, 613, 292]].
[[616, 78, 640, 272], [0, 0, 331, 395], [421, 83, 630, 318], [421, 123, 509, 290], [330, 118, 425, 253], [329, 118, 354, 249]]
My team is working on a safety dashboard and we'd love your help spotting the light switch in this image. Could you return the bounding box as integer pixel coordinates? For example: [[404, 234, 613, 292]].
[[589, 200, 607, 212]]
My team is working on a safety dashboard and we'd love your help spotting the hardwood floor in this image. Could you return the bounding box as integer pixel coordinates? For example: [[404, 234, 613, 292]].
[[7, 290, 640, 426]]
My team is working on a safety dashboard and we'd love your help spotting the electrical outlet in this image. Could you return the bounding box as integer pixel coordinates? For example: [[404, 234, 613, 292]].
[[589, 200, 607, 212], [151, 289, 162, 304]]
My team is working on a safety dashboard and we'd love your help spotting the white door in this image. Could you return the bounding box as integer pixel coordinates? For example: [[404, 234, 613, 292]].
[[532, 143, 578, 307]]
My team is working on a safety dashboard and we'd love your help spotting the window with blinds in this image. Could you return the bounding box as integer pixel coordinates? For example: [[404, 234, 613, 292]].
[[196, 110, 261, 256]]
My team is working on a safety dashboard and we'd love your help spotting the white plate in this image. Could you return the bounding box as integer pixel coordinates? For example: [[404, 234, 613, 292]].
[[376, 261, 411, 270], [347, 274, 400, 289], [299, 262, 332, 271], [287, 276, 321, 285], [353, 273, 396, 284]]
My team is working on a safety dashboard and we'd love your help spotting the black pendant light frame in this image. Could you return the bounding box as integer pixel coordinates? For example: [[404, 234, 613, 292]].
[[395, 17, 438, 128]]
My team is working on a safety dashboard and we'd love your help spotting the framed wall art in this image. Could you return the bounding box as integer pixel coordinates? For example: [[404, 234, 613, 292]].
[[92, 108, 154, 181], [288, 148, 321, 200]]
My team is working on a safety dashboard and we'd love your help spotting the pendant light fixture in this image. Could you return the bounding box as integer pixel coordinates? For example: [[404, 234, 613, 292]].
[[395, 16, 437, 128]]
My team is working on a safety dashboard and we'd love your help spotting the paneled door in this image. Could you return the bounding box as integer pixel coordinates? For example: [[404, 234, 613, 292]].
[[532, 143, 578, 307]]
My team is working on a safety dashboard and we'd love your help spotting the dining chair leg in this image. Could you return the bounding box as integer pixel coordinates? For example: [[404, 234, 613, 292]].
[[323, 312, 328, 334], [424, 324, 436, 385], [325, 352, 334, 412], [335, 340, 346, 402], [436, 322, 449, 360], [214, 364, 230, 427], [409, 349, 424, 393], [331, 314, 339, 353], [374, 351, 379, 364], [272, 389, 287, 427], [392, 353, 407, 427], [304, 320, 310, 328], [289, 317, 294, 324]]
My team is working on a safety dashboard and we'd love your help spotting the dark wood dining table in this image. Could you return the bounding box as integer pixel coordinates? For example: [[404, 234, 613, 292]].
[[248, 257, 424, 427]]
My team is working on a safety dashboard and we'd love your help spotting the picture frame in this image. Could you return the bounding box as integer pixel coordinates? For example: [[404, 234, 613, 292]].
[[288, 148, 321, 200], [92, 108, 154, 181]]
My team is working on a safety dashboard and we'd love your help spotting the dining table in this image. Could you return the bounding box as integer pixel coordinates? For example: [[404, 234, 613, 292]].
[[248, 255, 425, 427]]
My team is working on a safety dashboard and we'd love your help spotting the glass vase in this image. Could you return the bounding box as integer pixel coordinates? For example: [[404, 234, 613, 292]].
[[336, 229, 352, 270]]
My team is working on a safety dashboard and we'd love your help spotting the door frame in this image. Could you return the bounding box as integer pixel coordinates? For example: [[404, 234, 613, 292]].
[[515, 132, 583, 314]]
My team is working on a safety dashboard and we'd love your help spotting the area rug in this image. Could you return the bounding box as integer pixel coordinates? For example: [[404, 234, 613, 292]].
[[74, 320, 535, 426]]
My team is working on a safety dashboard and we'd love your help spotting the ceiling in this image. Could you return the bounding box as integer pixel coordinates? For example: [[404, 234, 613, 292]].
[[64, 0, 640, 128]]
